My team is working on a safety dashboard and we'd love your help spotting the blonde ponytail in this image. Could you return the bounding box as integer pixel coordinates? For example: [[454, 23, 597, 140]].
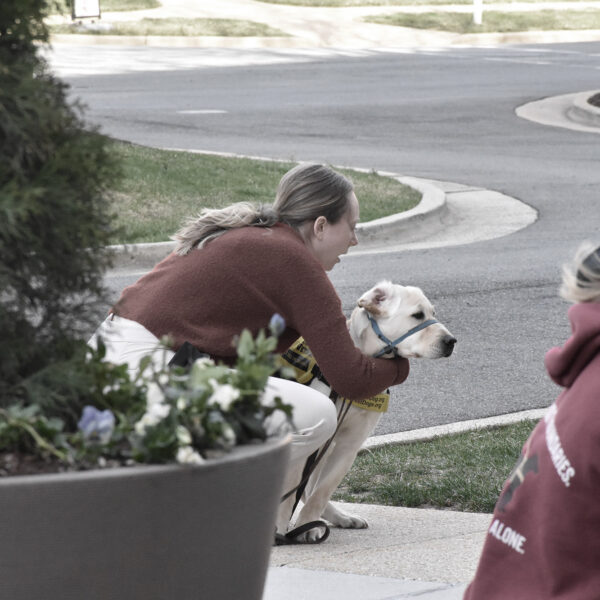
[[173, 202, 278, 255], [172, 164, 353, 255]]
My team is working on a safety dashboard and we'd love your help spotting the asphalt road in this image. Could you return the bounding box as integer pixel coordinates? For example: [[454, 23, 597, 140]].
[[48, 41, 600, 433]]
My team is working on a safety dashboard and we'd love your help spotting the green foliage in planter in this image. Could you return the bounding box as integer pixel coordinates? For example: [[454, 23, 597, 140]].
[[0, 340, 148, 469], [131, 318, 293, 465], [0, 0, 121, 395], [0, 318, 293, 474]]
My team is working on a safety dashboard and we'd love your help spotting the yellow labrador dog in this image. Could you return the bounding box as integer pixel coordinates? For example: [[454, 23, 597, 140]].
[[277, 280, 456, 544]]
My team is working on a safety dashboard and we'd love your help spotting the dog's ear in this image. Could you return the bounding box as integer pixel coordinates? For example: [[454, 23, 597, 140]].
[[357, 281, 394, 316], [348, 306, 371, 345]]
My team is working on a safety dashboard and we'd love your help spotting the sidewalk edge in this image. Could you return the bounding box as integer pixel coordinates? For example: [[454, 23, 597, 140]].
[[362, 407, 547, 452]]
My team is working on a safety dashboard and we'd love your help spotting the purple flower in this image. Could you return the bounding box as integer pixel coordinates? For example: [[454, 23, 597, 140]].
[[78, 406, 115, 444], [269, 313, 286, 337]]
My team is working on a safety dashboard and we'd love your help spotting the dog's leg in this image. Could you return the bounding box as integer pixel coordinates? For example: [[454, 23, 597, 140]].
[[295, 407, 382, 541]]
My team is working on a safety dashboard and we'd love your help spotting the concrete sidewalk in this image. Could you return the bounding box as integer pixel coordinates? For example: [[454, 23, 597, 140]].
[[265, 502, 491, 599]]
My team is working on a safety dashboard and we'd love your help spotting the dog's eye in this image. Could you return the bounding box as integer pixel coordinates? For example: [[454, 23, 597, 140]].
[[412, 311, 425, 320]]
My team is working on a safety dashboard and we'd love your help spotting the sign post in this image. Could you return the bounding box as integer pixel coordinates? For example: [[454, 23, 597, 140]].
[[473, 0, 483, 25]]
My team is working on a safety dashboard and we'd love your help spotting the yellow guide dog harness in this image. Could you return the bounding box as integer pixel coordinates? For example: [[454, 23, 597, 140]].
[[280, 337, 390, 412]]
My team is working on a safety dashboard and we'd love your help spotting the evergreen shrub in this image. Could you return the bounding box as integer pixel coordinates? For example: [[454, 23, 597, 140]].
[[0, 0, 121, 398]]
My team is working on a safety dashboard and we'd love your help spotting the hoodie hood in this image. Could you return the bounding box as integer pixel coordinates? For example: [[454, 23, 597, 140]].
[[545, 302, 600, 388]]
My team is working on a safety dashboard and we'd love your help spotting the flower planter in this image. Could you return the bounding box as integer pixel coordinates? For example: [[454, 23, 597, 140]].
[[0, 435, 290, 600]]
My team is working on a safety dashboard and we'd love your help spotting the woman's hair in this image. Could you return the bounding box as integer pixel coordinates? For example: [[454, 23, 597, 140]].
[[560, 241, 600, 303], [173, 163, 353, 255]]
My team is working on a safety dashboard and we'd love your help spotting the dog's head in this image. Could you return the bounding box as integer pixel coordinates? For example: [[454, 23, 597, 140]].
[[348, 280, 456, 359]]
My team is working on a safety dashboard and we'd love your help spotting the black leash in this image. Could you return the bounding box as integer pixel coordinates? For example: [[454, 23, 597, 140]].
[[274, 520, 331, 545], [275, 397, 352, 545], [280, 396, 353, 509]]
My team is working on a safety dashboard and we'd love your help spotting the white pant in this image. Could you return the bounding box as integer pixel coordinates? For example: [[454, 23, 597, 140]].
[[89, 315, 337, 527]]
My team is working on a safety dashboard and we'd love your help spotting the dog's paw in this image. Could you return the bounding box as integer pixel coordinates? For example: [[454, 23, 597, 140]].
[[323, 503, 369, 529], [304, 522, 330, 543], [336, 514, 369, 529], [280, 521, 330, 544]]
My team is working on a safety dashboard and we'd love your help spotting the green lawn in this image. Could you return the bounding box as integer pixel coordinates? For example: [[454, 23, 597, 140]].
[[107, 142, 420, 245], [334, 420, 538, 513], [365, 9, 600, 33], [51, 18, 288, 37]]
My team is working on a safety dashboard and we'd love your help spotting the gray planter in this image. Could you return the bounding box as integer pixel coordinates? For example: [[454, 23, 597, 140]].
[[0, 435, 290, 600]]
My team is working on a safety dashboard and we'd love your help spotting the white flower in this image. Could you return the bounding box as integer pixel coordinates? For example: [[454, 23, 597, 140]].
[[220, 422, 237, 448], [194, 357, 215, 368], [148, 399, 170, 421], [176, 446, 205, 465], [134, 413, 157, 436], [208, 380, 240, 411], [146, 382, 166, 409], [176, 396, 188, 411], [176, 425, 192, 445], [134, 382, 171, 435]]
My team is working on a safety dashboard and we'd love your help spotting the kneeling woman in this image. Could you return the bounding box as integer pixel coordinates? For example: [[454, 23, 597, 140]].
[[90, 163, 410, 542]]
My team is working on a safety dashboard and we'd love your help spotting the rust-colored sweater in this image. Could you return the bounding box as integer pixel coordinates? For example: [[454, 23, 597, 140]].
[[113, 223, 409, 400]]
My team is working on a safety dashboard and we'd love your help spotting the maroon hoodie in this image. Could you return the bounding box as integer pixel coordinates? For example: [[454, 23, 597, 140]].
[[464, 302, 600, 599]]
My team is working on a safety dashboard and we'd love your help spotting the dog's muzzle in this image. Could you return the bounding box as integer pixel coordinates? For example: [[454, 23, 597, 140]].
[[367, 314, 442, 358]]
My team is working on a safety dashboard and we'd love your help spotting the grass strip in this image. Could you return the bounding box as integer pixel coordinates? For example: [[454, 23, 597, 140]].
[[108, 142, 421, 245], [100, 0, 161, 9], [51, 18, 289, 37], [333, 420, 538, 513], [364, 9, 600, 33]]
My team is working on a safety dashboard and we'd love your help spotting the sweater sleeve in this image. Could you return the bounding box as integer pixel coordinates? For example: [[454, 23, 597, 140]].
[[272, 237, 409, 400]]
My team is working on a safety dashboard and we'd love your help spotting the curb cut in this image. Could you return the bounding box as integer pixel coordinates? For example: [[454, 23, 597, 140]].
[[107, 167, 447, 272], [362, 407, 547, 452]]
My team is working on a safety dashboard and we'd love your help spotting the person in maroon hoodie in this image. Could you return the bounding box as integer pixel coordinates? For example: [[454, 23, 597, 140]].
[[464, 241, 600, 599]]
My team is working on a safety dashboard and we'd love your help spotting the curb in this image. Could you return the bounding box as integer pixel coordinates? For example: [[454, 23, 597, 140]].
[[566, 89, 600, 128], [354, 175, 448, 248], [362, 407, 547, 452], [50, 33, 303, 49], [107, 167, 447, 272], [50, 29, 600, 50]]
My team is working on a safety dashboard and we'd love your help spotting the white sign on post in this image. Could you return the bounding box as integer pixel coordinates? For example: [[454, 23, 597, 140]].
[[72, 0, 101, 19]]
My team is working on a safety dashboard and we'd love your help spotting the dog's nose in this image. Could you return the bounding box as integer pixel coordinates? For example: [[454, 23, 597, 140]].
[[443, 335, 457, 356]]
